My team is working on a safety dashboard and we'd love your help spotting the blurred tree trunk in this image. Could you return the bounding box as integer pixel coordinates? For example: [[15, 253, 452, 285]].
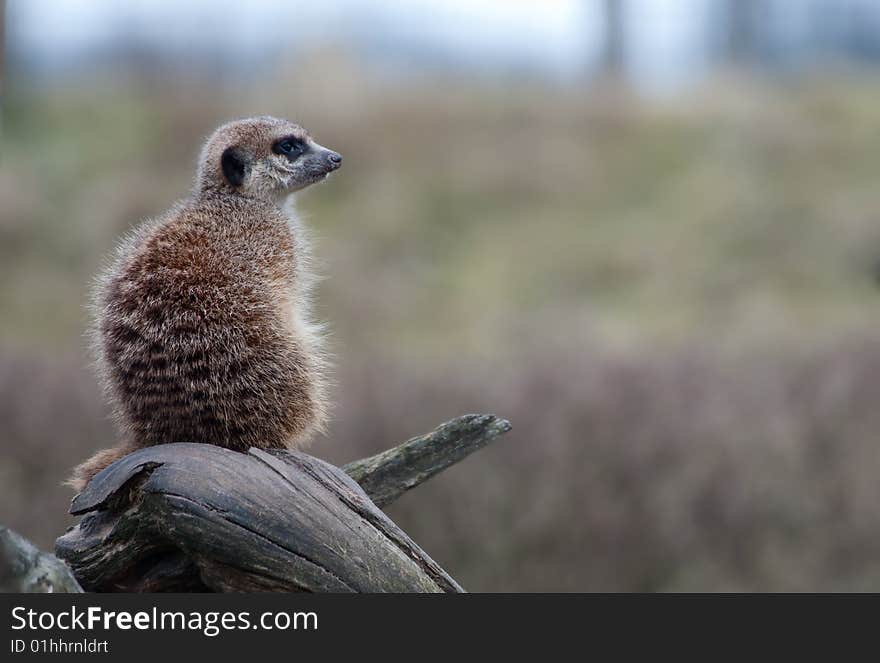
[[0, 0, 5, 126], [726, 0, 761, 65], [601, 0, 626, 78]]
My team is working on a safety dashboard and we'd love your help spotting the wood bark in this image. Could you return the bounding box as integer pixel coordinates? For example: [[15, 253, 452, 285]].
[[344, 413, 511, 508], [17, 413, 509, 593]]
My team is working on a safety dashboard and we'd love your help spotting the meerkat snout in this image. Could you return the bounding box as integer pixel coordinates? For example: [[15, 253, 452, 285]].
[[68, 115, 338, 492]]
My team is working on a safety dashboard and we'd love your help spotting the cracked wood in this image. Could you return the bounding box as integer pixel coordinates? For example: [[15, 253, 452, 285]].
[[53, 414, 509, 593]]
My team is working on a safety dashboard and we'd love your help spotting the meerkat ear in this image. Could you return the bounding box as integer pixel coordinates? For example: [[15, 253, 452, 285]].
[[221, 147, 250, 187]]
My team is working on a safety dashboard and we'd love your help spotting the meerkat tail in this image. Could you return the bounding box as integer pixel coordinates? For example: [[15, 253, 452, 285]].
[[65, 444, 137, 492]]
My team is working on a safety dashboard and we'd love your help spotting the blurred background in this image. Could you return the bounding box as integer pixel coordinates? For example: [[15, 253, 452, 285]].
[[3, 0, 880, 591]]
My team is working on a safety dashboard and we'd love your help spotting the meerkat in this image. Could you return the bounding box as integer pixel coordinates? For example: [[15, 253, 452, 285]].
[[68, 116, 342, 491]]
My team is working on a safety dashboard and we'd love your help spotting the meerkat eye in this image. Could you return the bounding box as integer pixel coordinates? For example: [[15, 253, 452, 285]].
[[273, 138, 305, 157]]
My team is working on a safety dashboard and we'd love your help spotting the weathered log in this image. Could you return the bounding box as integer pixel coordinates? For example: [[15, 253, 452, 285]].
[[51, 414, 509, 593], [344, 413, 512, 508], [0, 526, 83, 593]]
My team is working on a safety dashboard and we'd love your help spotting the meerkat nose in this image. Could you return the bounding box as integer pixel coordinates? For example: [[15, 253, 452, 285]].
[[327, 151, 342, 169]]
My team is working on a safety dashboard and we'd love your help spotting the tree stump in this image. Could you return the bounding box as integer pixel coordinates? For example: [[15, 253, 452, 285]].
[[43, 414, 510, 593]]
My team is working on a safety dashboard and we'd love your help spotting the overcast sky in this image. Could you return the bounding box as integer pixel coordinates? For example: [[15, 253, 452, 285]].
[[7, 0, 727, 88]]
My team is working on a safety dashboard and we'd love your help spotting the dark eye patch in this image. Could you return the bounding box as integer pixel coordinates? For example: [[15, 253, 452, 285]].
[[273, 137, 306, 157]]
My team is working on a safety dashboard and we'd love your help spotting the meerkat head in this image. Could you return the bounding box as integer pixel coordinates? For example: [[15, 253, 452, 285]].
[[195, 116, 342, 201]]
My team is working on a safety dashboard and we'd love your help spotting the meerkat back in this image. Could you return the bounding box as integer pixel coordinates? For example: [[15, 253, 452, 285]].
[[68, 116, 342, 491]]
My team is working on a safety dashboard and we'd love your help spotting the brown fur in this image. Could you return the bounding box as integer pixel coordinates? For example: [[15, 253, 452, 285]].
[[68, 116, 342, 491]]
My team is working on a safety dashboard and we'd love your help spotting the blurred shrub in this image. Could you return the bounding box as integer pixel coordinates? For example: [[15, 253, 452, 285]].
[[6, 335, 880, 590]]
